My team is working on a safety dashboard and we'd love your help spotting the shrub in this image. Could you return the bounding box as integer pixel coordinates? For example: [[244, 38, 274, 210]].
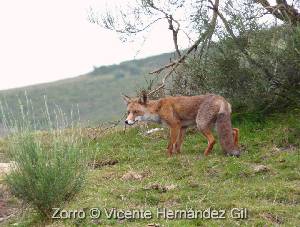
[[1, 97, 87, 219], [5, 129, 87, 219], [170, 25, 300, 113]]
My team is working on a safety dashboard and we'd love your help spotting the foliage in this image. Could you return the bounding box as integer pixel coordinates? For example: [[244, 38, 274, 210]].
[[2, 99, 88, 220], [6, 130, 87, 219], [171, 25, 300, 113], [95, 0, 300, 115]]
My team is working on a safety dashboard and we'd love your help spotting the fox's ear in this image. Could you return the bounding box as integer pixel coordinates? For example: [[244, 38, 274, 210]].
[[138, 90, 148, 105], [121, 94, 131, 104]]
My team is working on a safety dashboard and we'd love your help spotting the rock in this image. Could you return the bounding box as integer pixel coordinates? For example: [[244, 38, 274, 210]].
[[121, 171, 143, 180], [164, 184, 176, 191], [253, 164, 270, 173], [0, 162, 16, 175], [271, 145, 297, 153], [88, 159, 118, 169], [144, 183, 177, 192], [147, 223, 160, 227]]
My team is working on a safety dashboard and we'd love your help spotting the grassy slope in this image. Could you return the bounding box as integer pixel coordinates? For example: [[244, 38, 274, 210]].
[[12, 110, 297, 226], [0, 52, 173, 125]]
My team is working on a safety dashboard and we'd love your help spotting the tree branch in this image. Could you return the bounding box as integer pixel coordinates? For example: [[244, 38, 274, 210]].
[[213, 5, 280, 86], [101, 15, 165, 34], [149, 61, 177, 74], [168, 15, 181, 57], [256, 0, 300, 25], [256, 0, 285, 21], [144, 0, 181, 57], [148, 0, 220, 96]]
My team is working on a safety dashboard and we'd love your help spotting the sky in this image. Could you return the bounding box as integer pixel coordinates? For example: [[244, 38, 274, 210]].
[[0, 0, 190, 90]]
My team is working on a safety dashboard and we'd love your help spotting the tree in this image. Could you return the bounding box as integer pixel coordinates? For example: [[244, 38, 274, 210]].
[[256, 0, 300, 26], [89, 0, 300, 111]]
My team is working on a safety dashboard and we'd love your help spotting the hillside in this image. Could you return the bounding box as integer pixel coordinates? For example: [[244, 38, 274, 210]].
[[0, 52, 174, 126], [2, 110, 299, 226]]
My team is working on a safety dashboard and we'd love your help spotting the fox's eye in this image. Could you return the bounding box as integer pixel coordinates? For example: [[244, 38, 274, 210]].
[[127, 111, 130, 114], [133, 111, 137, 114]]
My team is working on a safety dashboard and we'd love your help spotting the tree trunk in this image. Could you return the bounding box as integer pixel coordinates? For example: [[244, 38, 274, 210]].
[[256, 0, 300, 25]]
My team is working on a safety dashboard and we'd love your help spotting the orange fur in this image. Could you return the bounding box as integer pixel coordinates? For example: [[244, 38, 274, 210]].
[[123, 94, 240, 157]]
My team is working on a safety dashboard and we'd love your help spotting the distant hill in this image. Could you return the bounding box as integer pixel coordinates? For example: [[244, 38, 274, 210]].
[[0, 52, 174, 126]]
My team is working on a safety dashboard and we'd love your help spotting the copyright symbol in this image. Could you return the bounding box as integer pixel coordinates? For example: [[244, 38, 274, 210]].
[[89, 208, 101, 219]]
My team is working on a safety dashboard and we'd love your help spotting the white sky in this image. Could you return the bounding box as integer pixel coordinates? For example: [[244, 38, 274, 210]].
[[0, 0, 190, 90]]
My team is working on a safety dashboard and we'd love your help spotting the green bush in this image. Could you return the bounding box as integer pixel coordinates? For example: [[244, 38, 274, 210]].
[[1, 97, 88, 220], [171, 25, 300, 113], [5, 129, 87, 219]]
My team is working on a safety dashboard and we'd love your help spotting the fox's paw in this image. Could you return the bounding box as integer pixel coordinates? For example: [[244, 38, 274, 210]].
[[226, 150, 240, 157], [166, 150, 175, 157]]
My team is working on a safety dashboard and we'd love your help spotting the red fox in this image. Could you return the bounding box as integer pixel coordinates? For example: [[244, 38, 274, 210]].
[[122, 93, 240, 157]]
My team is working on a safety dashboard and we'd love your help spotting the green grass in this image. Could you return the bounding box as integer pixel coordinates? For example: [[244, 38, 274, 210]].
[[4, 110, 300, 226]]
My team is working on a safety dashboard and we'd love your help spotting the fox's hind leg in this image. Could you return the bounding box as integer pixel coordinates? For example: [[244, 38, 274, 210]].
[[196, 115, 216, 156], [232, 128, 239, 146], [201, 129, 216, 156], [196, 101, 217, 156]]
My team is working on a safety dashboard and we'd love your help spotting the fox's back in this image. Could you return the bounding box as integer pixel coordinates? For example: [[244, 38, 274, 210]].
[[158, 94, 219, 120]]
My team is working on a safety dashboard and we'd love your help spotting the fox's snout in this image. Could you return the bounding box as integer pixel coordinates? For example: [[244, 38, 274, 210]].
[[125, 119, 136, 125], [125, 112, 144, 125], [125, 111, 137, 125]]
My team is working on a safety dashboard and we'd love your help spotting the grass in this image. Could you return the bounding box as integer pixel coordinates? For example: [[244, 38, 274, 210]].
[[3, 109, 300, 226]]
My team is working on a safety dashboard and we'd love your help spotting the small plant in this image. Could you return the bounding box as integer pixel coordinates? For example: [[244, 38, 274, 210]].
[[6, 130, 87, 219], [1, 95, 88, 219]]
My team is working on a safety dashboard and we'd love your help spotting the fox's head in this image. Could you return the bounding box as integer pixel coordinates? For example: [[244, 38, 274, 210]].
[[122, 91, 150, 125]]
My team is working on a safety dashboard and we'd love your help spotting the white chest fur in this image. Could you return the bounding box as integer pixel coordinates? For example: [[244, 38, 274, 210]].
[[135, 113, 161, 124]]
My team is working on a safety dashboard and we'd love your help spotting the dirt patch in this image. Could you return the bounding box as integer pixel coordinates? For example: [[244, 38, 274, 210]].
[[271, 144, 298, 153], [144, 183, 177, 193], [278, 144, 298, 152], [102, 172, 117, 180], [0, 160, 20, 223], [121, 171, 143, 181], [88, 159, 118, 169], [188, 181, 199, 188], [147, 223, 160, 227], [0, 162, 16, 175], [0, 162, 20, 224], [260, 212, 284, 225], [0, 185, 20, 223]]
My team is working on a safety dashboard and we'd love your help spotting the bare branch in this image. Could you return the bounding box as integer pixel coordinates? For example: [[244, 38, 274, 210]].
[[256, 0, 300, 25], [100, 14, 165, 34], [256, 0, 285, 21], [149, 61, 177, 74], [148, 0, 220, 96], [143, 1, 182, 57], [168, 15, 181, 57], [86, 112, 127, 140]]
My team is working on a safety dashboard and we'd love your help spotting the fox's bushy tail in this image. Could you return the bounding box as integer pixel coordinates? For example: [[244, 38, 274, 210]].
[[216, 102, 240, 157]]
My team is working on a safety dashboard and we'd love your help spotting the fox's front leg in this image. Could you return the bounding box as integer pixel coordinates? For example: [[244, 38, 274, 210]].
[[167, 125, 181, 156], [175, 127, 187, 153]]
